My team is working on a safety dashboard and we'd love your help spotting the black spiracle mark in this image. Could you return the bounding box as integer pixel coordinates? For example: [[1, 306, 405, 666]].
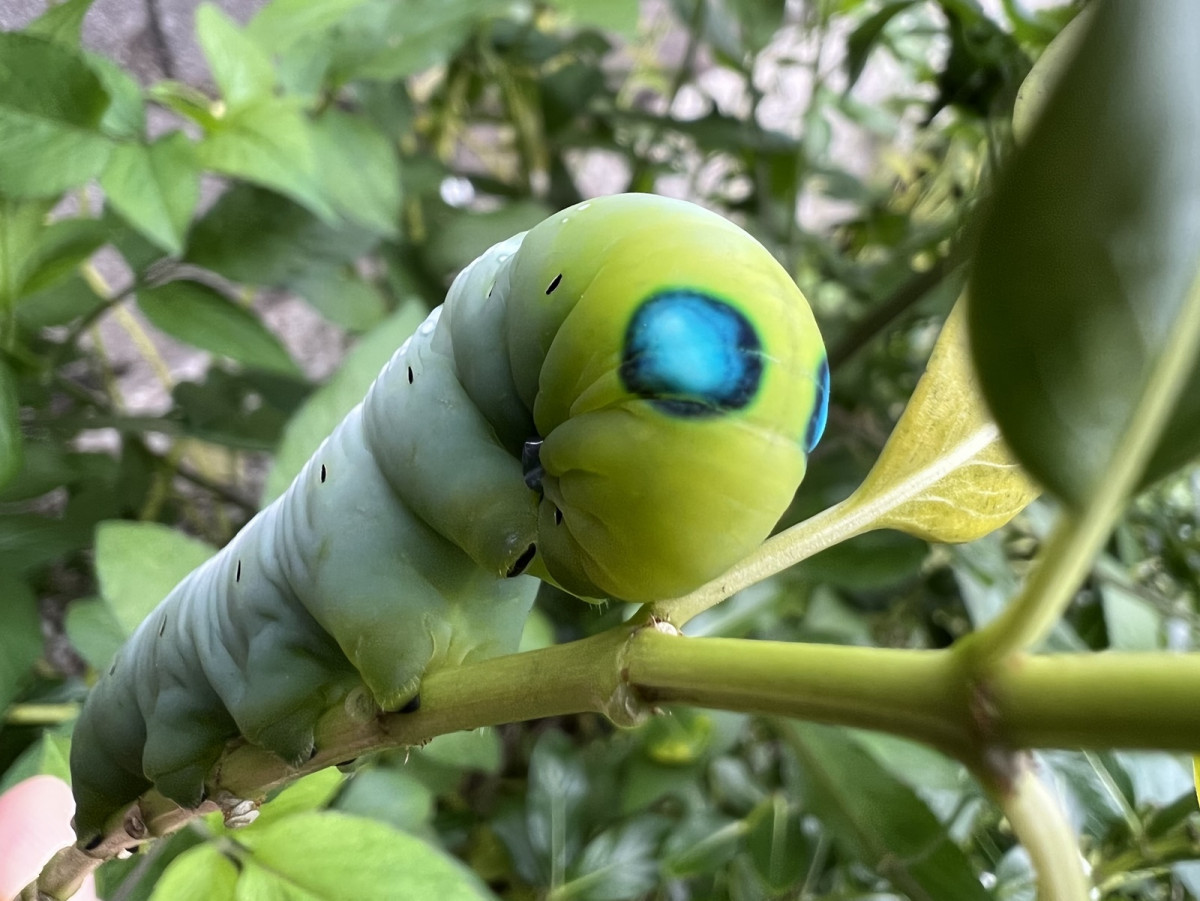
[[108, 661, 117, 676], [407, 366, 414, 384], [320, 464, 327, 483], [158, 617, 166, 637], [507, 544, 536, 578], [546, 273, 563, 295], [235, 560, 242, 583], [554, 507, 563, 525]]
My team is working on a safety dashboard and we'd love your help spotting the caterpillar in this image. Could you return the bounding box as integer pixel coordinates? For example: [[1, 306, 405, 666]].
[[68, 193, 829, 843]]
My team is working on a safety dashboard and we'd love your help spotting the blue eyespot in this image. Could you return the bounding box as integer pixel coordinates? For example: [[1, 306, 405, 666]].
[[620, 291, 762, 417], [804, 356, 829, 453]]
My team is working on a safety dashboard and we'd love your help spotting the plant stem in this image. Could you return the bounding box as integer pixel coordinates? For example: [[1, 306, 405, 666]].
[[991, 760, 1090, 901]]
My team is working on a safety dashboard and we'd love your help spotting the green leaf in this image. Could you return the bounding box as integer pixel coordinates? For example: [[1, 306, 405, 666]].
[[19, 216, 107, 297], [0, 196, 54, 308], [969, 1, 1200, 507], [0, 733, 72, 793], [86, 52, 146, 140], [185, 184, 377, 287], [844, 0, 918, 88], [0, 33, 113, 197], [0, 576, 41, 713], [100, 133, 200, 255], [328, 0, 498, 83], [198, 97, 338, 222], [194, 3, 276, 108], [310, 108, 401, 237], [246, 0, 375, 53], [262, 301, 426, 502], [291, 264, 387, 332], [14, 275, 104, 330], [1011, 6, 1091, 143], [234, 811, 495, 900], [786, 723, 992, 901], [137, 280, 300, 377], [334, 768, 434, 832], [149, 844, 238, 901], [548, 0, 640, 38], [23, 0, 96, 46], [852, 300, 1040, 541], [64, 597, 126, 670], [93, 520, 217, 634], [0, 359, 21, 490]]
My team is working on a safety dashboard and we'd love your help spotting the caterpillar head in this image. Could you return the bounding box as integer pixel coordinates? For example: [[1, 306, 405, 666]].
[[503, 194, 828, 602]]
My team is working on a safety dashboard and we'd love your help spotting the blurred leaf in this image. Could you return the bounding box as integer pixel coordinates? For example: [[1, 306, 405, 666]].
[[64, 597, 126, 670], [335, 768, 434, 832], [787, 723, 991, 901], [137, 280, 301, 377], [310, 108, 402, 237], [0, 512, 92, 574], [0, 733, 73, 793], [0, 359, 21, 490], [185, 184, 376, 287], [292, 264, 387, 332], [195, 3, 276, 108], [246, 0, 374, 55], [233, 811, 495, 900], [198, 98, 338, 222], [969, 2, 1200, 506], [86, 52, 146, 140], [94, 520, 217, 634], [424, 201, 554, 275], [845, 1, 918, 89], [0, 576, 41, 712], [328, 0, 500, 82], [172, 366, 308, 451], [216, 769, 345, 835], [19, 216, 107, 297], [23, 0, 95, 46], [548, 0, 640, 38], [149, 844, 238, 901], [0, 33, 113, 197], [420, 729, 502, 773], [262, 301, 426, 502], [1099, 579, 1161, 651], [1011, 5, 1090, 143], [566, 818, 666, 901], [100, 133, 200, 256], [744, 795, 810, 892], [0, 197, 55, 309], [14, 275, 104, 330]]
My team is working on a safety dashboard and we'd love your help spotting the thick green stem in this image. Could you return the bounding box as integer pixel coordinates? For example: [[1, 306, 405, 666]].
[[992, 761, 1091, 901]]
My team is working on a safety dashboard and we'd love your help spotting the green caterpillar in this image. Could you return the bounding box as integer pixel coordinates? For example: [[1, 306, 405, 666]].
[[68, 193, 829, 843]]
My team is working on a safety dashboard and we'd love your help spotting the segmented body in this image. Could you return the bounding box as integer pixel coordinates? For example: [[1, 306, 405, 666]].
[[69, 194, 829, 842]]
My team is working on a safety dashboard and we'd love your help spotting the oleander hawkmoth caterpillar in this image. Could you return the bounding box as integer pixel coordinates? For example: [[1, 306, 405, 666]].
[[68, 193, 830, 843]]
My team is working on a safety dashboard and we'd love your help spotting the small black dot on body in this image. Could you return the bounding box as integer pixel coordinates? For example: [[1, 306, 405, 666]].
[[320, 464, 327, 483], [407, 367, 414, 384], [158, 617, 166, 637], [546, 273, 562, 295], [507, 544, 537, 577], [235, 560, 242, 583], [109, 661, 117, 676]]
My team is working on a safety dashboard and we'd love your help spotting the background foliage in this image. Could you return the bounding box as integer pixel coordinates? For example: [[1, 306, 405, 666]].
[[5, 0, 1200, 898]]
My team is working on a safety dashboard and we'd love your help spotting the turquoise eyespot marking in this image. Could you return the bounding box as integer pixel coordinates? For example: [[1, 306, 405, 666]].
[[620, 291, 762, 417], [805, 357, 829, 452]]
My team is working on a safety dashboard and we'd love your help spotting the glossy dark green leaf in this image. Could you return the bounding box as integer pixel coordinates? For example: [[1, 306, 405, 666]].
[[787, 723, 991, 901], [137, 280, 300, 377], [969, 1, 1200, 507], [0, 33, 112, 197]]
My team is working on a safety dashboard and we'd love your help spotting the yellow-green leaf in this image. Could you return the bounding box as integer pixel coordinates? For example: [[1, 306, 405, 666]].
[[852, 300, 1041, 542], [1012, 7, 1092, 143]]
